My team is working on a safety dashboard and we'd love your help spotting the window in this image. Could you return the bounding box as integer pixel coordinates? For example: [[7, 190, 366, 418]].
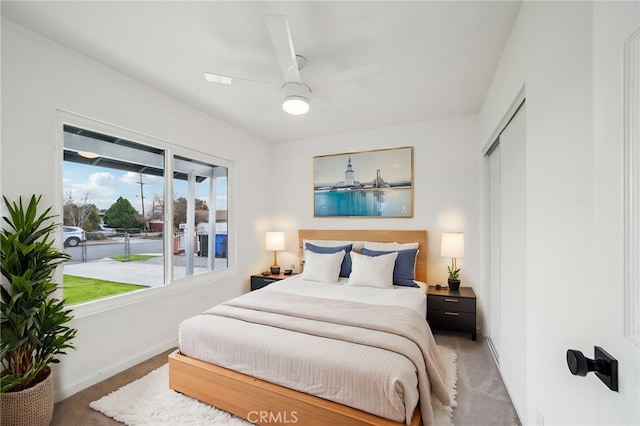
[[62, 123, 229, 305], [172, 155, 228, 279]]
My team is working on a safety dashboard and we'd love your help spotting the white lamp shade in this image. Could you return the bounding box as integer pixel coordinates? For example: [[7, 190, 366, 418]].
[[441, 233, 464, 258], [265, 231, 285, 251]]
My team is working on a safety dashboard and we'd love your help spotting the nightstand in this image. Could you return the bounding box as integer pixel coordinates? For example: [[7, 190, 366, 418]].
[[427, 286, 477, 341], [250, 273, 297, 291]]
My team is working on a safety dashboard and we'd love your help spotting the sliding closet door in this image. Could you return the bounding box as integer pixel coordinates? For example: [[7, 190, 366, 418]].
[[485, 102, 527, 420], [498, 104, 527, 417], [488, 144, 502, 363]]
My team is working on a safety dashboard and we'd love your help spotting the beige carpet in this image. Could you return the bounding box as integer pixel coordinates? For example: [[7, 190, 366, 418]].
[[435, 332, 521, 426]]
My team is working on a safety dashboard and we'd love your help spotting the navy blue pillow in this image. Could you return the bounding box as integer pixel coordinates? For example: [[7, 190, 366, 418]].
[[361, 248, 419, 287], [305, 243, 353, 277]]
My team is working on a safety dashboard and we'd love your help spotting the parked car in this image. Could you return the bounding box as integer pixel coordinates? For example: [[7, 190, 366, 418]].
[[62, 226, 86, 247], [99, 225, 117, 235]]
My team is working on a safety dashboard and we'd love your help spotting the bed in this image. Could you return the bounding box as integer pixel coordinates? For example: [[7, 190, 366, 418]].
[[169, 229, 453, 426]]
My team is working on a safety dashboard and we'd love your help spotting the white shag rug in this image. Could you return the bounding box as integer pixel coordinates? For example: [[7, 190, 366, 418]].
[[90, 346, 457, 426]]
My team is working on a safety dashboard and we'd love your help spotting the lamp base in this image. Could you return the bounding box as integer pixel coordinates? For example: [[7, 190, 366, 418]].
[[270, 266, 281, 275]]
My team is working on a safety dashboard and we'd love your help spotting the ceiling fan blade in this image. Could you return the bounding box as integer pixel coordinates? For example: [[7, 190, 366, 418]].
[[266, 15, 301, 83], [263, 102, 285, 121], [312, 95, 348, 119], [203, 72, 233, 85], [312, 62, 383, 88], [203, 72, 278, 88]]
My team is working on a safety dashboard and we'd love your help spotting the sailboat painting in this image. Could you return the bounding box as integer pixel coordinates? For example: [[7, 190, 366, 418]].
[[313, 147, 413, 217]]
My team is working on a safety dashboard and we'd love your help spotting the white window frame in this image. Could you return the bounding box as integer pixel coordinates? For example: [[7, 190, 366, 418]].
[[55, 110, 235, 319]]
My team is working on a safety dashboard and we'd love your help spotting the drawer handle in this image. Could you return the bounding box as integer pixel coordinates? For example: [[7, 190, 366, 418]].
[[444, 298, 459, 303], [444, 312, 460, 316], [264, 279, 277, 283]]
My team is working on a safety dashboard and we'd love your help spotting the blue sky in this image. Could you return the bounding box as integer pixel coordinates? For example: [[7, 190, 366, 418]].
[[63, 161, 227, 213]]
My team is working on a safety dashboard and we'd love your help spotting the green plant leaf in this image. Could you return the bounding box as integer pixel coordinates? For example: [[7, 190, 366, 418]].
[[0, 195, 77, 393]]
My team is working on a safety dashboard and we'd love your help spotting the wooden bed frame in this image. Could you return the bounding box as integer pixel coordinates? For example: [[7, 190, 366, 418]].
[[169, 229, 428, 426]]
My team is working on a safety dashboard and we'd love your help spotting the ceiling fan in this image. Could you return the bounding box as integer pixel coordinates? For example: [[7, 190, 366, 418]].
[[203, 15, 382, 117]]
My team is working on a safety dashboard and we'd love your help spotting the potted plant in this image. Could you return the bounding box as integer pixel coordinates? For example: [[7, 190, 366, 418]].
[[447, 265, 461, 291], [0, 195, 77, 426]]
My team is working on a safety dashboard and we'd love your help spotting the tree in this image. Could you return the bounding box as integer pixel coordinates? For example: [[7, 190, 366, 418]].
[[79, 204, 101, 231], [173, 197, 208, 227], [147, 194, 164, 222], [173, 197, 187, 228], [195, 198, 209, 211], [103, 197, 143, 229], [63, 192, 101, 230]]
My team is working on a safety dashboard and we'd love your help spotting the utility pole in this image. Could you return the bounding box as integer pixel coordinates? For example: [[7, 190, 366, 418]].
[[137, 173, 146, 230]]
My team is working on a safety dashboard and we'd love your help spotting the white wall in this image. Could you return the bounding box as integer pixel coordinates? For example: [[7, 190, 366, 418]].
[[1, 19, 273, 400], [270, 115, 481, 293], [479, 2, 639, 425]]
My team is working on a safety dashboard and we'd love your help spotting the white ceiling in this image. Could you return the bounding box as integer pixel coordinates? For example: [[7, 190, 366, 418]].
[[1, 1, 521, 143]]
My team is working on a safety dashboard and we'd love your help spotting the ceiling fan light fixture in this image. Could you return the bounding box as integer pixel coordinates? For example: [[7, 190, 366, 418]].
[[281, 82, 311, 115], [282, 96, 309, 115]]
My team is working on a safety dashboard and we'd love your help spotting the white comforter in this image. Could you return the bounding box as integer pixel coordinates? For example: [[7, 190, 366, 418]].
[[178, 277, 447, 425], [265, 274, 427, 315]]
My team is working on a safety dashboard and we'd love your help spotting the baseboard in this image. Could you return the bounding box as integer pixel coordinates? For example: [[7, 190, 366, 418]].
[[54, 337, 177, 402], [485, 335, 500, 367]]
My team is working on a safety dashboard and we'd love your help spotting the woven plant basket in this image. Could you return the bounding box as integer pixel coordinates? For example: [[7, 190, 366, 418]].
[[0, 367, 54, 426]]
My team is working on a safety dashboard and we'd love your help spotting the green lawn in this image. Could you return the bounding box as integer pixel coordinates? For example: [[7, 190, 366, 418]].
[[110, 254, 158, 262], [63, 275, 147, 305]]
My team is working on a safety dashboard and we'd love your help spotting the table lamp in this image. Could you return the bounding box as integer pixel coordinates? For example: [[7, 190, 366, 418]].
[[265, 231, 285, 274], [441, 232, 464, 290]]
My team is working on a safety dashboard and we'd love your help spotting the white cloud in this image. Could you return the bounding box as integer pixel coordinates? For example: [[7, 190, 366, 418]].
[[67, 172, 117, 209], [89, 172, 116, 187], [119, 172, 141, 185]]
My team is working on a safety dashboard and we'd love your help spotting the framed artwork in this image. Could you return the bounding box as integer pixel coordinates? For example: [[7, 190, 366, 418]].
[[313, 146, 413, 217]]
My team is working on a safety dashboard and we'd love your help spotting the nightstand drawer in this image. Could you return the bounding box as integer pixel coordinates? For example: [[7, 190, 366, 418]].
[[428, 294, 476, 313], [427, 309, 476, 333], [250, 276, 278, 291], [250, 273, 298, 291]]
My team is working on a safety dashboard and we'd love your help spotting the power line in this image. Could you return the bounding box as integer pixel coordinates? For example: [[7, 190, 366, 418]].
[[136, 173, 146, 220]]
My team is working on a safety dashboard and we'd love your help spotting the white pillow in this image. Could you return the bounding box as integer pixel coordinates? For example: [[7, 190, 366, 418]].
[[347, 251, 398, 289], [363, 241, 419, 251], [301, 250, 345, 283]]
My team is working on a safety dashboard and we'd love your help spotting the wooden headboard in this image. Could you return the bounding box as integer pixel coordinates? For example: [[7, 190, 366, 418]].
[[298, 229, 427, 283]]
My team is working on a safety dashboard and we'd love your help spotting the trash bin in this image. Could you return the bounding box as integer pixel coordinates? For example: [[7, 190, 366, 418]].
[[198, 234, 209, 257], [215, 234, 227, 258]]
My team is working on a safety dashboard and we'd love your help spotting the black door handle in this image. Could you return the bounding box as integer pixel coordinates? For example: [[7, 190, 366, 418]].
[[566, 347, 618, 392]]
